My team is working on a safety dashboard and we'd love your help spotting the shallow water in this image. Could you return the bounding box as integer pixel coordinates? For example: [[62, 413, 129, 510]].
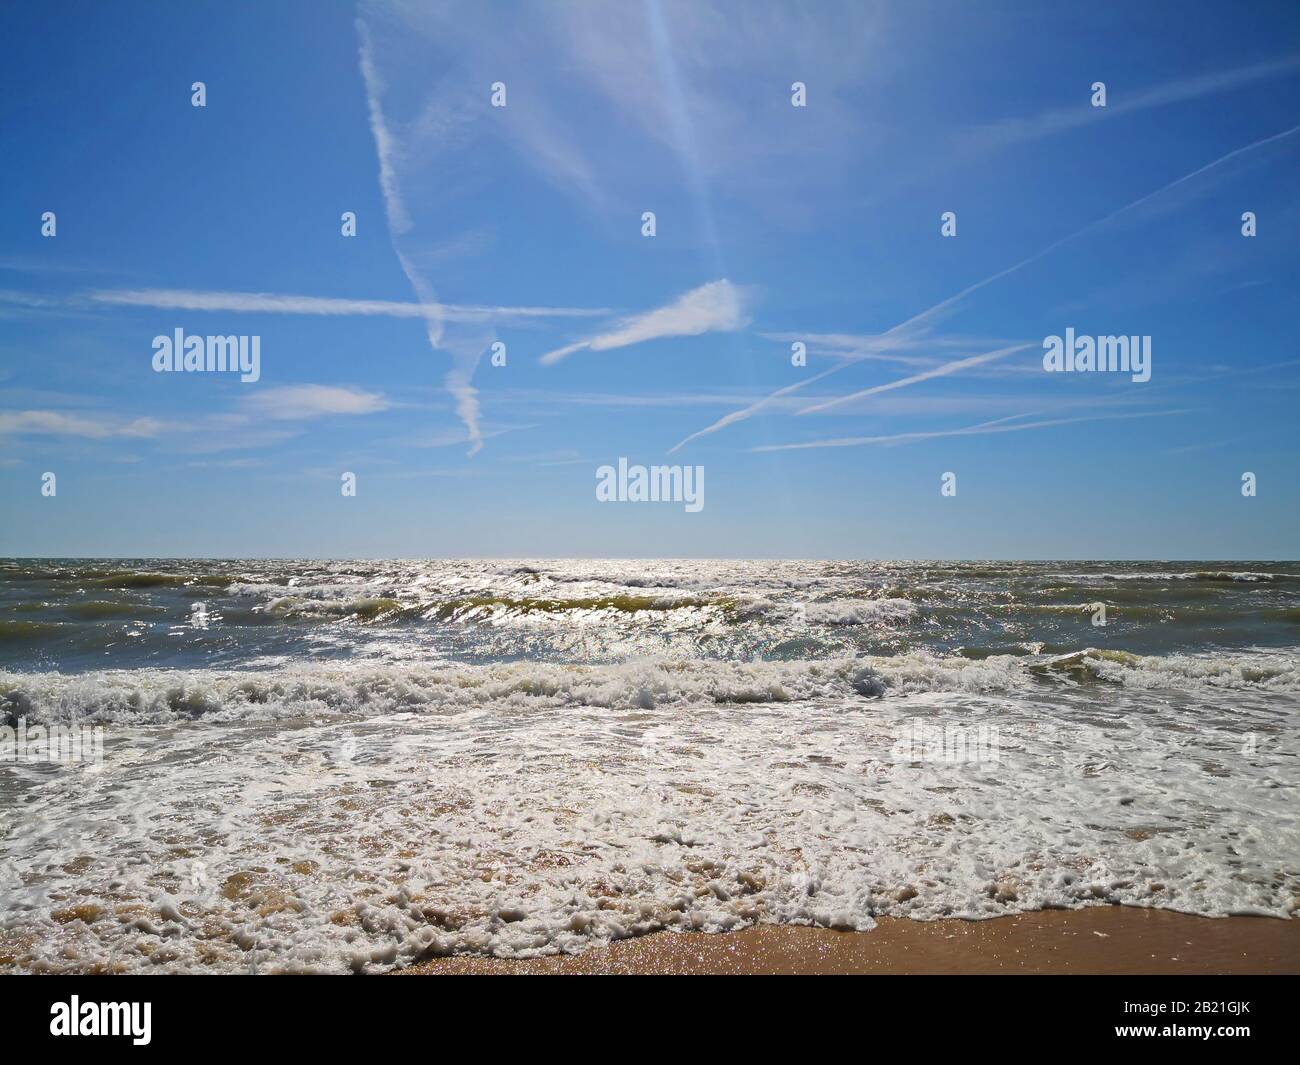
[[1, 559, 1297, 972]]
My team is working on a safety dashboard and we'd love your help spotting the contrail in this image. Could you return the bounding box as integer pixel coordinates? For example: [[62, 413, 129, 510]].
[[753, 408, 1194, 452], [666, 362, 844, 455], [667, 122, 1300, 453], [88, 288, 608, 321], [797, 343, 1033, 416], [965, 55, 1300, 153], [664, 333, 936, 454], [356, 20, 410, 239], [902, 122, 1300, 335], [357, 19, 483, 455]]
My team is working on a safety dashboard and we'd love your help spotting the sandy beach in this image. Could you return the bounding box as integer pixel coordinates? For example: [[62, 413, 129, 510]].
[[397, 908, 1300, 975]]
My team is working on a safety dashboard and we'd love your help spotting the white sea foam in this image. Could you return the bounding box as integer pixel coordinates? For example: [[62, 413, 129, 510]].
[[3, 558, 1298, 974], [804, 598, 917, 625], [5, 649, 1298, 729], [0, 649, 1296, 974]]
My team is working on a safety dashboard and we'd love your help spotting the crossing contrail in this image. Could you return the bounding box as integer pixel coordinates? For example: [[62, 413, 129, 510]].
[[667, 122, 1300, 454]]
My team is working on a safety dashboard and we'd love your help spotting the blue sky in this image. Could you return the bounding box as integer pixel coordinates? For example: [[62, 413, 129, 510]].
[[1, 0, 1298, 559]]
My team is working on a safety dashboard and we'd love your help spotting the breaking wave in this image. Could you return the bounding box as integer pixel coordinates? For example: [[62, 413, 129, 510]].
[[4, 647, 1297, 727]]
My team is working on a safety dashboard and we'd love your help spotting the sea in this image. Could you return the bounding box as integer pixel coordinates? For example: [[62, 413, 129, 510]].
[[1, 558, 1297, 972]]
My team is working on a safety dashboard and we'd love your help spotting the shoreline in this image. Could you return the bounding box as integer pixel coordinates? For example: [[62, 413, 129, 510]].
[[396, 908, 1300, 975]]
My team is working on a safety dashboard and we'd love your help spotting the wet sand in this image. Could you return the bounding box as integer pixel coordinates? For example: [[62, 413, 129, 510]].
[[397, 908, 1300, 975]]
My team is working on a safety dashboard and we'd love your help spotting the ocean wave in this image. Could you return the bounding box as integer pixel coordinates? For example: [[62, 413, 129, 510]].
[[3, 647, 1297, 726], [3, 653, 1295, 974], [5, 558, 1300, 677], [4, 558, 1298, 974], [803, 599, 918, 625], [1044, 570, 1296, 584], [243, 589, 920, 628], [430, 593, 722, 620], [0, 619, 67, 644], [1036, 648, 1300, 690], [87, 572, 232, 589], [260, 595, 404, 621]]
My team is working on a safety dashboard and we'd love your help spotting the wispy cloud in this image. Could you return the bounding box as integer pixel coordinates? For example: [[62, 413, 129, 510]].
[[186, 457, 267, 469], [0, 290, 69, 309], [0, 410, 172, 439], [87, 288, 608, 323], [365, 1, 885, 224], [0, 289, 95, 320], [0, 256, 112, 275], [754, 408, 1194, 452], [0, 384, 388, 445], [540, 279, 749, 365], [241, 385, 389, 421], [410, 423, 534, 449]]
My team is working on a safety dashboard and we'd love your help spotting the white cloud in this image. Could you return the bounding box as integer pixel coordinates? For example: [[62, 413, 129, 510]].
[[540, 279, 749, 365], [241, 385, 389, 421], [0, 386, 388, 449], [0, 410, 169, 438]]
